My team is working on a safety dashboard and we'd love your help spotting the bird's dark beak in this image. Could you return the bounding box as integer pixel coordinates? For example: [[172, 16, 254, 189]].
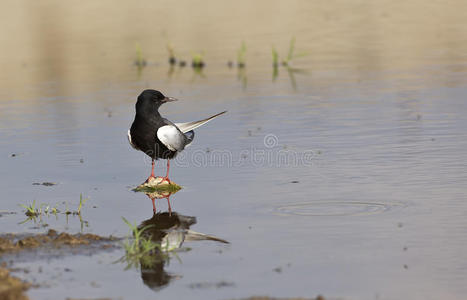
[[162, 97, 178, 103]]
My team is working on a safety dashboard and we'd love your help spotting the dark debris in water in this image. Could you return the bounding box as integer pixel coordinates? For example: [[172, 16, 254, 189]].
[[0, 211, 17, 218], [188, 281, 235, 289], [32, 182, 57, 186], [65, 298, 114, 300], [230, 297, 325, 300], [273, 267, 282, 273]]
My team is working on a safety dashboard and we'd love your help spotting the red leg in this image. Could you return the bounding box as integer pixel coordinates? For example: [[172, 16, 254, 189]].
[[145, 159, 156, 183], [166, 196, 172, 216], [151, 197, 156, 213], [162, 160, 171, 183]]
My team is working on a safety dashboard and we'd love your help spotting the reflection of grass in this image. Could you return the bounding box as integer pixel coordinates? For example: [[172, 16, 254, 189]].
[[237, 67, 247, 90], [117, 217, 168, 269]]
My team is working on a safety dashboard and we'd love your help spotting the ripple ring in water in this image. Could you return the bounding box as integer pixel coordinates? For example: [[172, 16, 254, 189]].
[[273, 201, 403, 217]]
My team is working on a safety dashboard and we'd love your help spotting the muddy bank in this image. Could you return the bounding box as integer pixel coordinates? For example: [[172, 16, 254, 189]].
[[0, 266, 30, 300], [0, 229, 118, 253], [0, 229, 119, 300]]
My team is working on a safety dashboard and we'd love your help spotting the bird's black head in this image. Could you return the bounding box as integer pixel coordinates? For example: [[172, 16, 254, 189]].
[[136, 89, 177, 114]]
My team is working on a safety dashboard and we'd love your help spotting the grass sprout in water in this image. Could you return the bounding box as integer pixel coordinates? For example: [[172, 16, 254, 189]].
[[117, 217, 177, 270], [191, 52, 205, 69], [282, 37, 309, 66], [18, 194, 90, 231], [77, 193, 88, 215], [20, 199, 39, 217], [20, 200, 60, 217], [237, 41, 247, 68], [271, 37, 309, 88], [134, 43, 147, 67], [167, 43, 177, 65]]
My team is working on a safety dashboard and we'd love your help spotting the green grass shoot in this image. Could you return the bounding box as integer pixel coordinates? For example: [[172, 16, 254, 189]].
[[272, 46, 279, 67], [20, 199, 38, 216], [135, 43, 146, 67], [191, 52, 205, 69], [77, 193, 88, 215], [237, 41, 247, 67]]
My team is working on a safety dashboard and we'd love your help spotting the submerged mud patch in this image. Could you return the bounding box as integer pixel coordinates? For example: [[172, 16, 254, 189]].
[[0, 266, 30, 300]]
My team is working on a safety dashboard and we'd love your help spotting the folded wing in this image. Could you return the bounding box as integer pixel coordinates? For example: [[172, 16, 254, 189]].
[[157, 125, 190, 152]]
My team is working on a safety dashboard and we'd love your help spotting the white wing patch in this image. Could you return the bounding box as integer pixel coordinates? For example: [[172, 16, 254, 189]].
[[127, 130, 138, 150], [157, 125, 186, 152]]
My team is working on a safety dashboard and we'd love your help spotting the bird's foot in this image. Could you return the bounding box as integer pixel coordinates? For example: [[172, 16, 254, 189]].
[[144, 175, 157, 184], [160, 176, 172, 184]]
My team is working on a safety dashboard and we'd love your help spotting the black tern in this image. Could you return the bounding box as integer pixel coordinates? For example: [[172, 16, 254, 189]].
[[128, 89, 226, 183]]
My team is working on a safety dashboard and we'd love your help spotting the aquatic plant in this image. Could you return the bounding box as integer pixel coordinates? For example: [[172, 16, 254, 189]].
[[19, 195, 87, 218], [237, 41, 247, 68], [18, 197, 89, 231], [167, 43, 176, 65], [118, 217, 165, 269], [283, 36, 296, 66], [20, 200, 39, 216], [77, 193, 88, 215], [65, 201, 71, 215], [272, 46, 279, 68], [191, 52, 205, 69], [42, 203, 59, 216], [271, 37, 309, 87], [134, 43, 147, 67], [281, 37, 309, 66]]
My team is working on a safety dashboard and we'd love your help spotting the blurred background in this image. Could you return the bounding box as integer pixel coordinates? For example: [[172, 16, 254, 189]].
[[1, 1, 467, 300], [1, 0, 467, 99]]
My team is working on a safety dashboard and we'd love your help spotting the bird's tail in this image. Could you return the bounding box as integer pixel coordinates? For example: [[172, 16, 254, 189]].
[[184, 230, 229, 244], [175, 111, 227, 133]]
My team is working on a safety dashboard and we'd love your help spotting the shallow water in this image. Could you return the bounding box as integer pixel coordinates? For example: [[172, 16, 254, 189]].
[[1, 0, 467, 299]]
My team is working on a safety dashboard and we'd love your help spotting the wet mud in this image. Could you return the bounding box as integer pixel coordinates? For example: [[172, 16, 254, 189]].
[[0, 266, 30, 300], [0, 230, 119, 300], [0, 230, 117, 253]]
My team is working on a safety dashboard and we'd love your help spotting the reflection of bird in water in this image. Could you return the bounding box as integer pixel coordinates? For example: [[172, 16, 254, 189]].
[[137, 203, 228, 291], [144, 189, 174, 213]]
